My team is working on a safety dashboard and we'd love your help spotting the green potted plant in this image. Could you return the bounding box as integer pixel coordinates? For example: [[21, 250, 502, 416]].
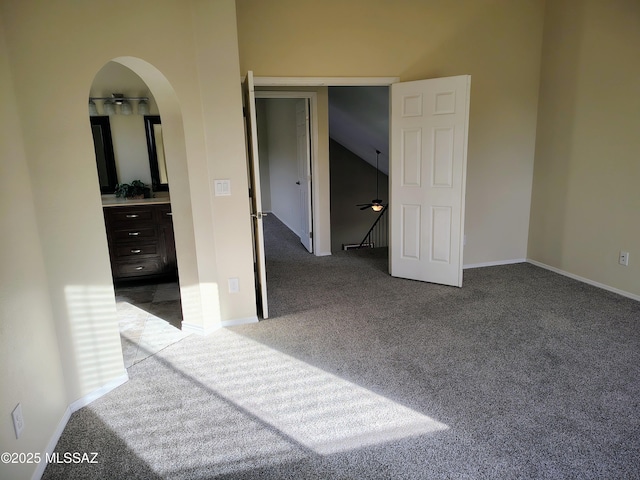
[[114, 180, 151, 199]]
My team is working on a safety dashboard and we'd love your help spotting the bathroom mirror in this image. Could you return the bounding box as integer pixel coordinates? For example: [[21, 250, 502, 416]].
[[90, 116, 118, 194], [144, 115, 169, 191]]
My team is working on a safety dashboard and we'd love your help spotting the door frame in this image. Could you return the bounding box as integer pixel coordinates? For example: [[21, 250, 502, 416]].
[[252, 77, 400, 258]]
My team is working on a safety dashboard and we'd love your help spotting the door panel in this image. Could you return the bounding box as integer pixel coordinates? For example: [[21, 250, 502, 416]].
[[243, 71, 269, 318], [390, 75, 470, 287], [296, 99, 313, 253]]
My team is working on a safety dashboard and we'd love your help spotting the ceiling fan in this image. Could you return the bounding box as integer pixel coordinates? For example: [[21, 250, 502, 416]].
[[357, 149, 385, 212]]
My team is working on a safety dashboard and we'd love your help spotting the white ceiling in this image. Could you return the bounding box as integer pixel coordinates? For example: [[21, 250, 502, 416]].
[[328, 86, 390, 174]]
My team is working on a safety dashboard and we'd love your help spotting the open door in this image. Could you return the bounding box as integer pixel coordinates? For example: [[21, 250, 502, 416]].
[[243, 71, 269, 318], [390, 75, 470, 287], [296, 98, 313, 253]]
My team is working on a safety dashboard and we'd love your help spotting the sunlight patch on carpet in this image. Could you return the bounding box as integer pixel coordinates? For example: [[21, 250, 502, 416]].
[[172, 329, 449, 455]]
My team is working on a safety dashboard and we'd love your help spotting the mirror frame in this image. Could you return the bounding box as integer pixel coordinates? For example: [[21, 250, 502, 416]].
[[144, 115, 168, 192], [90, 116, 118, 194]]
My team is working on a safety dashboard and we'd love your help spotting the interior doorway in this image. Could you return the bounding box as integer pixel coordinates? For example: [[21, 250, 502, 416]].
[[89, 60, 188, 365], [246, 74, 470, 319], [328, 86, 390, 253], [242, 80, 320, 319], [255, 96, 314, 253]]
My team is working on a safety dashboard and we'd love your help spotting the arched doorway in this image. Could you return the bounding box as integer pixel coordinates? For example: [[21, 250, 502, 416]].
[[88, 57, 192, 366]]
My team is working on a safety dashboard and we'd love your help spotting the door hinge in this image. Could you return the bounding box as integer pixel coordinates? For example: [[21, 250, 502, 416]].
[[310, 231, 313, 239], [242, 106, 247, 117]]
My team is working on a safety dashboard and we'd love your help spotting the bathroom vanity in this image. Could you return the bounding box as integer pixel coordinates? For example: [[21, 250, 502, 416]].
[[103, 197, 176, 283]]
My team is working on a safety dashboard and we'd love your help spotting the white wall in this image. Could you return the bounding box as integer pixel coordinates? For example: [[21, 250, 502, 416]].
[[528, 0, 640, 297], [1, 2, 255, 477], [0, 22, 68, 479], [260, 98, 302, 235], [110, 114, 153, 186]]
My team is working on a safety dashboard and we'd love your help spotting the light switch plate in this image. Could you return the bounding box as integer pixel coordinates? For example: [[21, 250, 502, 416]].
[[214, 179, 231, 196]]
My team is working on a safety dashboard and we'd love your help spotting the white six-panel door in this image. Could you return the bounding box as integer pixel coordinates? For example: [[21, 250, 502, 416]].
[[390, 75, 471, 287], [243, 71, 269, 318], [296, 98, 313, 253]]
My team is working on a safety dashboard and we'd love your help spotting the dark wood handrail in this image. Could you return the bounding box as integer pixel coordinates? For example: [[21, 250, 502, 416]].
[[358, 205, 388, 248]]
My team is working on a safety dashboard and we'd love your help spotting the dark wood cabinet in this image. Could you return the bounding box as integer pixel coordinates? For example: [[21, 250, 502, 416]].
[[103, 203, 177, 283]]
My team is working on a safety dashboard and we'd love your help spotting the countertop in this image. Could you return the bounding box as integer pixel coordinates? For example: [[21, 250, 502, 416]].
[[102, 194, 170, 207]]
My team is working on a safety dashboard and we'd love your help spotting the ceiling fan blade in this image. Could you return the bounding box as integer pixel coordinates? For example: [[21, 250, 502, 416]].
[[360, 205, 371, 210]]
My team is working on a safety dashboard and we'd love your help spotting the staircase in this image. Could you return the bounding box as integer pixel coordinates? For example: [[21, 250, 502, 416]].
[[357, 205, 388, 249]]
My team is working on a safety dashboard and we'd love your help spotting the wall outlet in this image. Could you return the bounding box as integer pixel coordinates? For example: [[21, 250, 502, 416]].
[[12, 403, 24, 439], [619, 251, 629, 266], [228, 277, 239, 293]]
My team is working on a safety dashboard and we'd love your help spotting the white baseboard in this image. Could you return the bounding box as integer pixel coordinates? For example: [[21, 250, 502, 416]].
[[68, 373, 129, 413], [463, 258, 527, 269], [31, 407, 72, 480], [32, 372, 129, 480], [183, 316, 259, 334], [527, 259, 640, 302], [181, 322, 218, 336], [221, 316, 259, 327]]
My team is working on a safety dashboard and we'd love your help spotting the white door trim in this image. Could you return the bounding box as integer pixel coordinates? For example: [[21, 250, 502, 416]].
[[253, 76, 400, 87], [256, 91, 321, 256]]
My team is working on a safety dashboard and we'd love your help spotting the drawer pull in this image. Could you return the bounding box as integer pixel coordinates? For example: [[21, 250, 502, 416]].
[[126, 214, 139, 218], [128, 232, 140, 236], [131, 249, 142, 254], [166, 212, 173, 216], [135, 266, 144, 270]]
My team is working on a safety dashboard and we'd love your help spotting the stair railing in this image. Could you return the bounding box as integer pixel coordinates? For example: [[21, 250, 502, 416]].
[[358, 205, 388, 249]]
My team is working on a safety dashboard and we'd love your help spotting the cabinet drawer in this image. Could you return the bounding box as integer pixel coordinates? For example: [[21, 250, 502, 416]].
[[103, 203, 176, 283], [113, 243, 159, 259], [113, 258, 164, 277], [156, 205, 174, 224], [104, 207, 155, 227], [110, 227, 157, 243]]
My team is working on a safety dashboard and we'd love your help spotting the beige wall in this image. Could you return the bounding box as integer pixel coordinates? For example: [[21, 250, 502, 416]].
[[528, 0, 640, 297], [237, 0, 546, 266], [1, 1, 254, 475], [0, 20, 68, 479], [330, 140, 390, 253]]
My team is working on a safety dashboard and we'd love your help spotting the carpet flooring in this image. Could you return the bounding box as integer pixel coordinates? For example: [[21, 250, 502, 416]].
[[42, 215, 640, 479]]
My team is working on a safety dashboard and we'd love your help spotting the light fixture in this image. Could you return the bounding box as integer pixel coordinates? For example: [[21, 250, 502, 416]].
[[137, 99, 149, 115], [120, 100, 132, 115], [356, 149, 386, 212], [103, 101, 116, 115], [88, 99, 98, 116], [88, 93, 150, 115]]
